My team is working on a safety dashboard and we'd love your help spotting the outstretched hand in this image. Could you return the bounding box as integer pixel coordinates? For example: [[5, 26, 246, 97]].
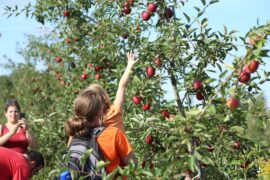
[[126, 51, 139, 67]]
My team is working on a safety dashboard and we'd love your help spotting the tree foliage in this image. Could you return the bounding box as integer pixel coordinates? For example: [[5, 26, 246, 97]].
[[2, 0, 270, 179]]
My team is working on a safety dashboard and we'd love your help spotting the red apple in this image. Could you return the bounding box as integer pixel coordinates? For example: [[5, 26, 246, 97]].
[[196, 92, 204, 100], [238, 71, 250, 83], [233, 140, 241, 150], [193, 80, 203, 91], [161, 110, 170, 118], [148, 3, 158, 12], [123, 6, 131, 14], [146, 66, 155, 77], [55, 57, 62, 63], [63, 9, 70, 17], [95, 74, 101, 80], [154, 57, 161, 66], [164, 8, 174, 18], [248, 60, 259, 73], [141, 161, 146, 169], [133, 96, 141, 104], [145, 135, 153, 144], [142, 11, 151, 21], [95, 66, 103, 72], [142, 103, 151, 111], [226, 98, 239, 109], [81, 73, 88, 80]]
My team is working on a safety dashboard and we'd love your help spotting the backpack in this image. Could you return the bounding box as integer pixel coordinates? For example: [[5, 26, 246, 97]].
[[66, 127, 106, 180]]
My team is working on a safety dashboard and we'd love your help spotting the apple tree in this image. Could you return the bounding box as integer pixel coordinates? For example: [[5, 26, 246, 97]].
[[3, 0, 270, 179]]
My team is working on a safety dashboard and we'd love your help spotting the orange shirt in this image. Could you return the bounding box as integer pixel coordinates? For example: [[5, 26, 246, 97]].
[[97, 127, 132, 173], [104, 104, 124, 132]]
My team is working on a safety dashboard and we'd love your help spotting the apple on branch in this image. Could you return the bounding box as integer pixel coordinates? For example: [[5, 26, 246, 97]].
[[142, 103, 151, 111], [226, 97, 239, 109], [146, 66, 155, 77], [148, 3, 158, 13], [142, 11, 151, 21], [133, 95, 142, 104]]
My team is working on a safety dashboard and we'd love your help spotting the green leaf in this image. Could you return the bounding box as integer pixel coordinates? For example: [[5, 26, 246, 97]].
[[224, 64, 234, 70], [194, 150, 203, 161], [201, 18, 208, 27], [188, 155, 195, 171], [229, 29, 238, 35], [201, 0, 206, 6], [105, 168, 119, 179], [219, 70, 228, 79], [194, 6, 200, 12], [223, 25, 228, 35], [142, 171, 154, 176], [230, 126, 245, 135], [204, 78, 216, 84], [183, 13, 190, 23], [80, 149, 93, 167], [210, 0, 219, 5], [197, 11, 203, 17], [96, 160, 110, 169], [208, 105, 216, 115]]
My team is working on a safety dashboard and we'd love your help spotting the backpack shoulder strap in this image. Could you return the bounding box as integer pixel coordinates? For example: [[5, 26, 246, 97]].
[[86, 127, 106, 161], [91, 127, 106, 138]]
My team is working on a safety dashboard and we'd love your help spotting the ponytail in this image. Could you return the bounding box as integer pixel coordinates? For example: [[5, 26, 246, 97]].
[[64, 116, 92, 137]]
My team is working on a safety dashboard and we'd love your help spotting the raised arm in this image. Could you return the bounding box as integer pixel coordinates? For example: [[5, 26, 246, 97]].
[[113, 52, 138, 109]]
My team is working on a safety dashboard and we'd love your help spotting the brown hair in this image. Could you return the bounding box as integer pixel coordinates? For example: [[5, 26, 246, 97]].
[[84, 83, 110, 111], [5, 99, 21, 112], [27, 150, 45, 167], [65, 90, 104, 137]]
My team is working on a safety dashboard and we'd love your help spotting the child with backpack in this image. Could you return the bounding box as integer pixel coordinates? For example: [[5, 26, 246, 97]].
[[64, 90, 136, 178], [67, 51, 138, 147]]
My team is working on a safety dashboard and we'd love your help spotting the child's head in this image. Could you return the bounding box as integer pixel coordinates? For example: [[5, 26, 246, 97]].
[[84, 83, 110, 111], [65, 90, 105, 137]]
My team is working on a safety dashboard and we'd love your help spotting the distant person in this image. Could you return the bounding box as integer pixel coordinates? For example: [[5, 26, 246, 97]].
[[0, 147, 44, 180], [65, 90, 136, 175], [67, 51, 138, 146], [0, 99, 37, 153]]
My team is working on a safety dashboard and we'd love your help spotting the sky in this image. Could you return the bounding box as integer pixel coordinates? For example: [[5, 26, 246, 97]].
[[0, 0, 270, 105]]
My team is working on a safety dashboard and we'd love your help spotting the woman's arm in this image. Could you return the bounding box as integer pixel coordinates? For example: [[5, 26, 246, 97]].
[[0, 124, 19, 145], [19, 119, 38, 149], [113, 52, 138, 109]]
